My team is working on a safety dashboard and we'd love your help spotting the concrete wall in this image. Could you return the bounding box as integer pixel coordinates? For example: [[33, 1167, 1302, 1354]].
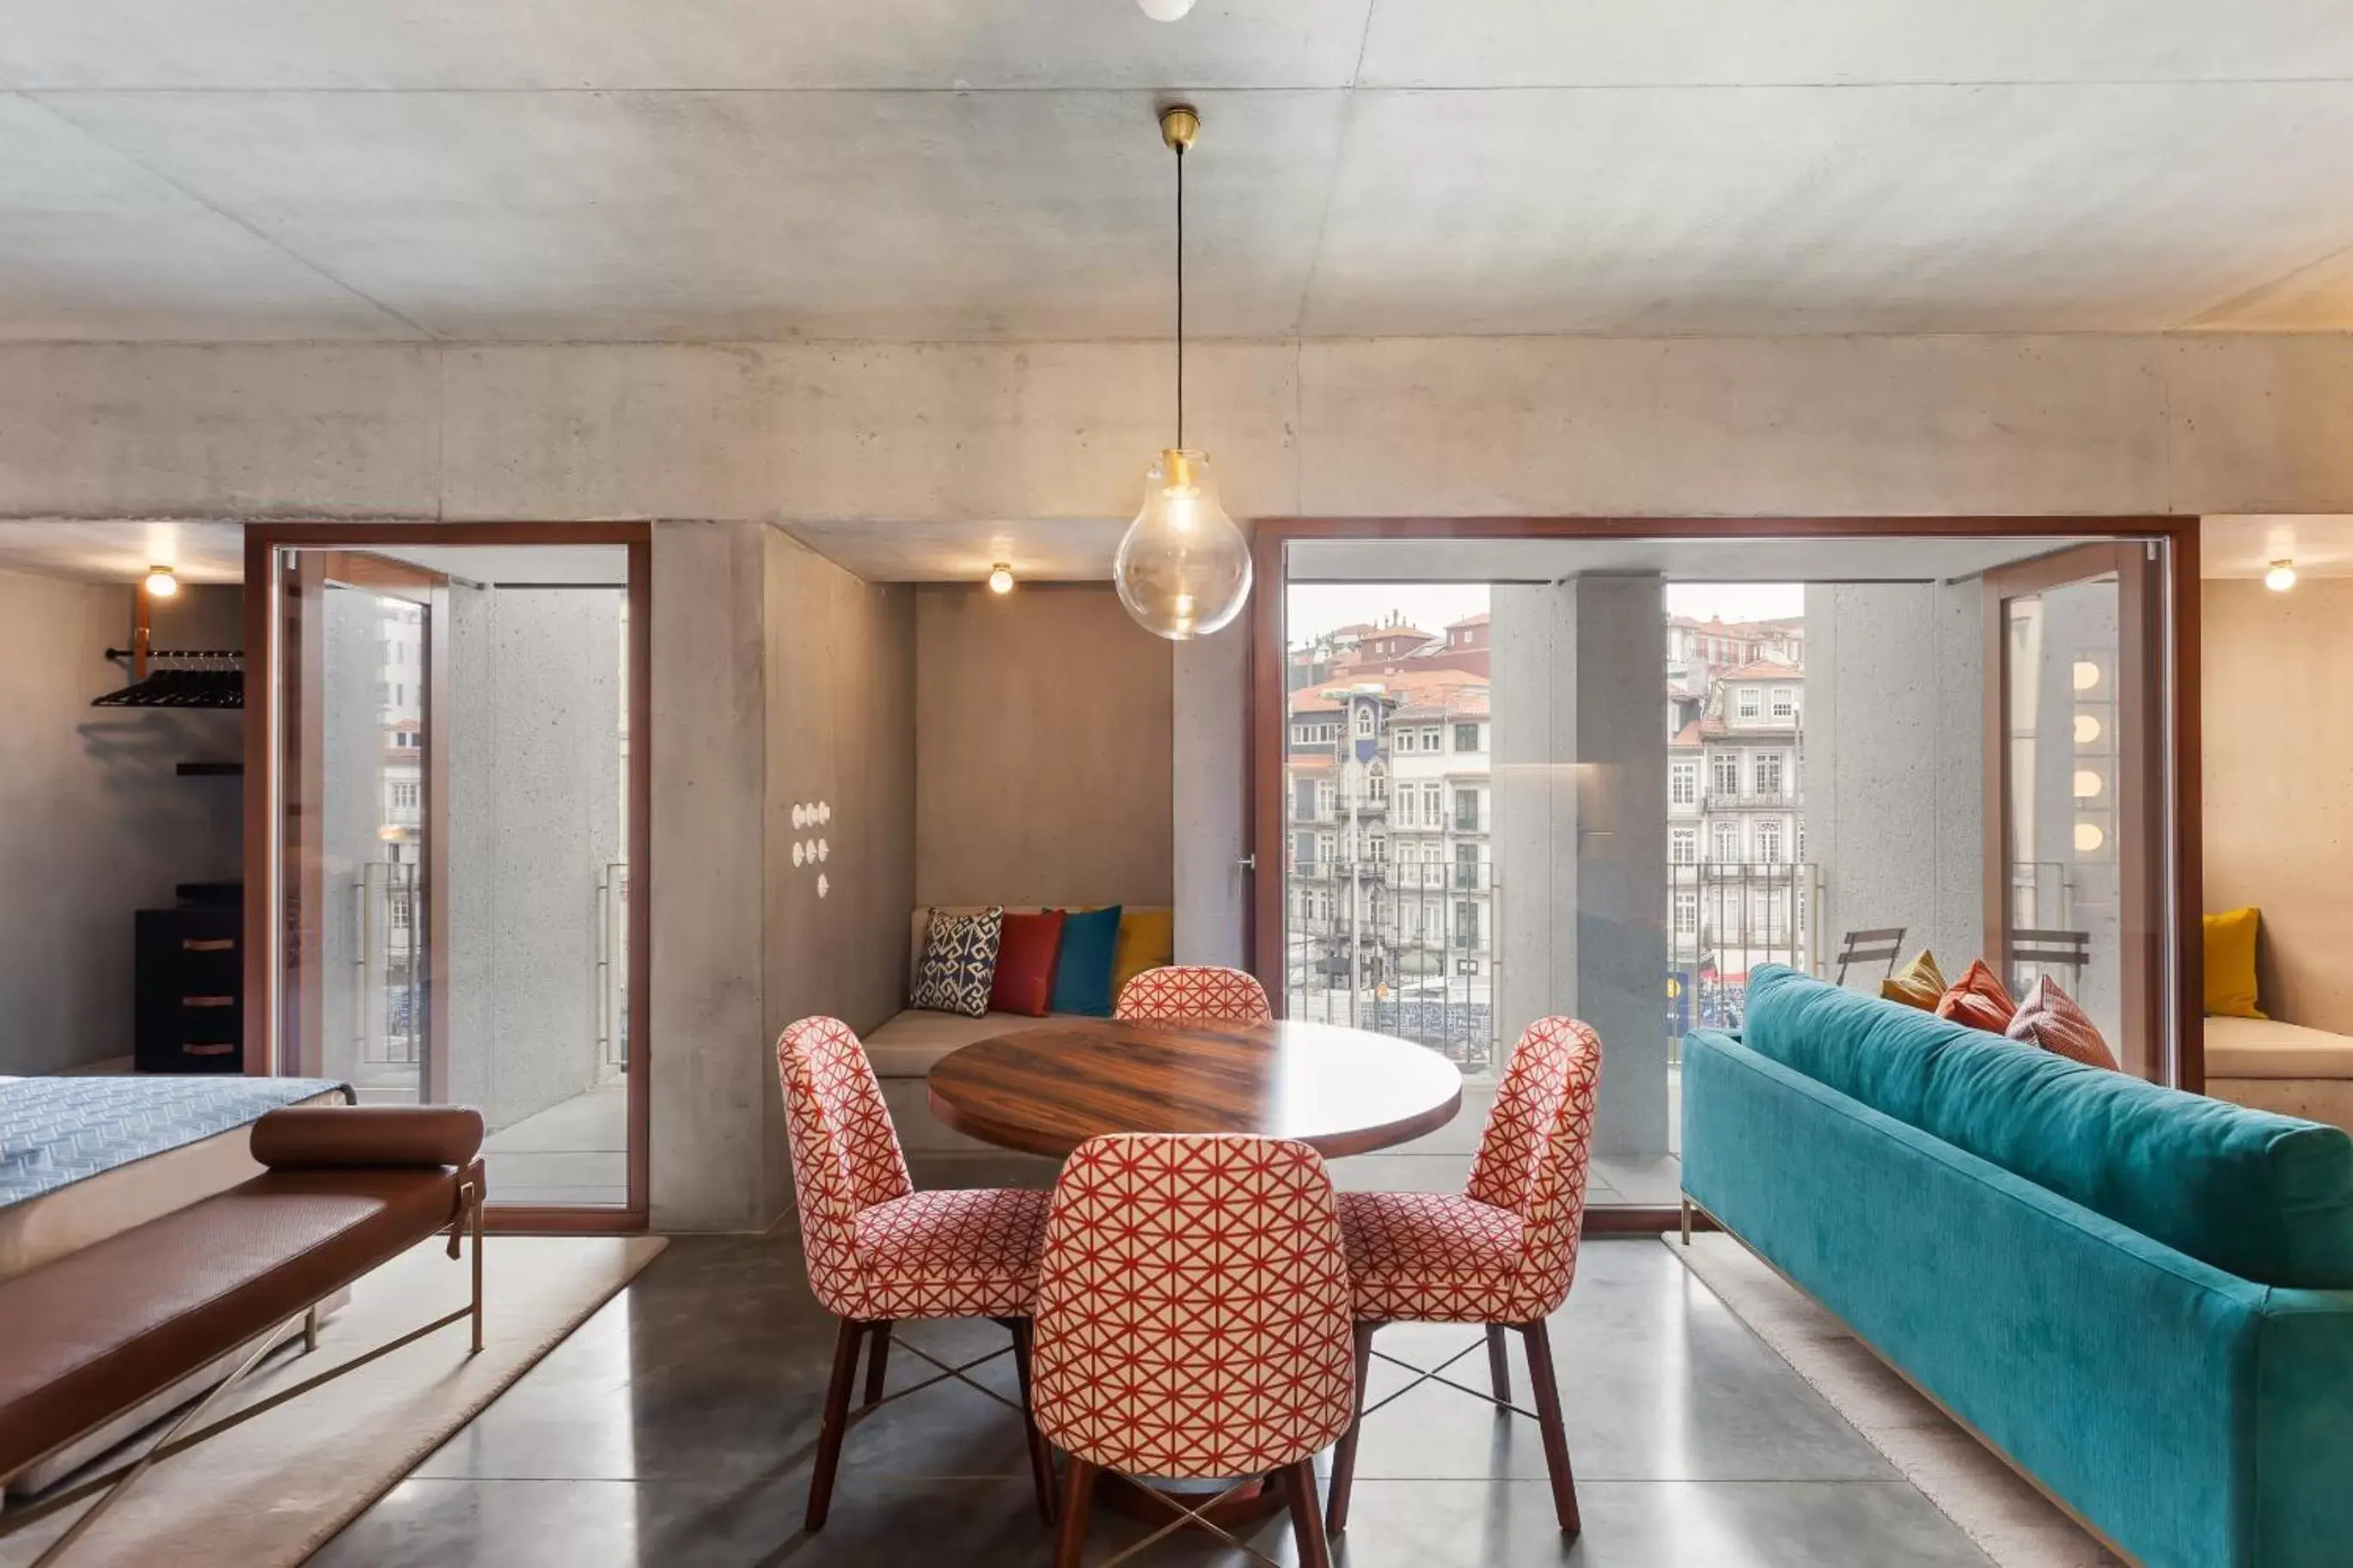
[[649, 522, 917, 1230], [440, 585, 625, 1132], [0, 572, 241, 1074], [913, 583, 1171, 909], [1805, 581, 1987, 984], [8, 335, 2353, 525], [1172, 613, 1251, 967], [2204, 577, 2353, 1033]]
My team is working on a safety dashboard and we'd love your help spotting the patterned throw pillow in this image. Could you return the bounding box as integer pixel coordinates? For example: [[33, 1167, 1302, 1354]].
[[2006, 975, 2120, 1071], [1880, 949, 1947, 1011], [912, 906, 1004, 1018]]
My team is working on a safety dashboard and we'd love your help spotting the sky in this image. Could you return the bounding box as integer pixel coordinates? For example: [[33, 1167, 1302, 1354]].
[[1284, 581, 1804, 644]]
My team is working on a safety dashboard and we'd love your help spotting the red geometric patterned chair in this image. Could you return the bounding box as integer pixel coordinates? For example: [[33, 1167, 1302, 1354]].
[[1030, 1134, 1354, 1568], [1325, 1016, 1603, 1539], [1113, 965, 1274, 1024], [776, 1016, 1058, 1532]]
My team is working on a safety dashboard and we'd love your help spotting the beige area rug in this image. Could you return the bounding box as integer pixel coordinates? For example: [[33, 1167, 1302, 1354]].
[[1665, 1234, 2123, 1568], [1, 1233, 668, 1568]]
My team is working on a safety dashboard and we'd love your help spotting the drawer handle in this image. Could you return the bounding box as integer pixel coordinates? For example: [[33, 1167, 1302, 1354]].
[[181, 1043, 235, 1057], [182, 938, 235, 952], [182, 995, 235, 1008]]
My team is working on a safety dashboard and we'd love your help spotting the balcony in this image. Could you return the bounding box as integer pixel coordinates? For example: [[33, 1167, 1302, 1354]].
[[1703, 787, 1802, 809]]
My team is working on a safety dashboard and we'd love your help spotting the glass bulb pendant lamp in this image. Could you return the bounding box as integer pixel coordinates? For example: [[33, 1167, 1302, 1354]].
[[1115, 105, 1253, 641]]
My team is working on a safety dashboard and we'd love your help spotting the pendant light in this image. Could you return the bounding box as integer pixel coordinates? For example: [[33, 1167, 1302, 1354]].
[[1114, 104, 1253, 642]]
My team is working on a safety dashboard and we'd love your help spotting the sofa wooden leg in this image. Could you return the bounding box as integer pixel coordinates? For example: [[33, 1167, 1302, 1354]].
[[1485, 1322, 1513, 1404], [1053, 1458, 1097, 1568], [861, 1320, 893, 1408], [1280, 1458, 1335, 1568], [1326, 1321, 1377, 1535], [1518, 1318, 1581, 1537], [805, 1318, 863, 1534]]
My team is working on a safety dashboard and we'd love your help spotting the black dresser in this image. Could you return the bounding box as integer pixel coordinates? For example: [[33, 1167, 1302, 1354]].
[[134, 902, 243, 1073]]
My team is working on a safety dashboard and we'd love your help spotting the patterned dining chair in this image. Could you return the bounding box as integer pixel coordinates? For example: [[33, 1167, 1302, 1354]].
[[1030, 1133, 1355, 1568], [775, 1016, 1058, 1532], [1113, 965, 1274, 1024], [1324, 1016, 1603, 1538]]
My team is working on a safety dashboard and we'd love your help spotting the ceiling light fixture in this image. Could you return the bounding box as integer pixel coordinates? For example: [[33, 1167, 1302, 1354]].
[[2266, 558, 2298, 593], [144, 564, 180, 599], [1113, 104, 1252, 643], [1137, 0, 1197, 19], [987, 562, 1016, 595]]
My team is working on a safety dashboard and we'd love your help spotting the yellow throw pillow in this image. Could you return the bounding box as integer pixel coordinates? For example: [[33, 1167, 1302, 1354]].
[[2203, 906, 2266, 1020], [1112, 908, 1176, 999], [1881, 949, 1947, 1011]]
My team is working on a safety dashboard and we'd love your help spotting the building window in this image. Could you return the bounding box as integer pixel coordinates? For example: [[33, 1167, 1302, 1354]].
[[1712, 753, 1741, 796], [1754, 753, 1784, 796], [1455, 901, 1481, 949], [1293, 778, 1316, 821], [1394, 728, 1415, 753], [1757, 820, 1784, 865], [1370, 834, 1388, 863], [1735, 686, 1761, 720], [1317, 832, 1335, 864], [1421, 727, 1441, 750], [1421, 783, 1442, 825], [1316, 781, 1335, 818], [1673, 891, 1697, 935], [1354, 705, 1375, 738], [1670, 761, 1698, 807], [388, 780, 420, 812], [1712, 821, 1741, 863], [1771, 687, 1796, 720], [1454, 842, 1480, 890], [1293, 830, 1314, 869], [1368, 765, 1388, 802], [1671, 827, 1697, 863], [1453, 789, 1480, 832], [1453, 722, 1482, 753]]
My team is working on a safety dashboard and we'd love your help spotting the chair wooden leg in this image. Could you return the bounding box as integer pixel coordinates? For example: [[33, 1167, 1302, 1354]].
[[1006, 1318, 1058, 1525], [1281, 1459, 1335, 1568], [1485, 1322, 1513, 1405], [861, 1320, 894, 1408], [1053, 1457, 1097, 1568], [1517, 1318, 1581, 1537], [1325, 1321, 1378, 1535], [805, 1318, 864, 1534]]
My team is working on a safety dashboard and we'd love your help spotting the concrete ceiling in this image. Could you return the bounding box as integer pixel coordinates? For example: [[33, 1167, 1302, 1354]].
[[6, 2, 2353, 341], [2201, 515, 2353, 578], [0, 521, 244, 583], [1288, 534, 2107, 586]]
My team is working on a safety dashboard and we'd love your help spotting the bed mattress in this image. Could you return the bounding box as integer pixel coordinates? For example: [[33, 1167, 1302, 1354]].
[[0, 1075, 350, 1282]]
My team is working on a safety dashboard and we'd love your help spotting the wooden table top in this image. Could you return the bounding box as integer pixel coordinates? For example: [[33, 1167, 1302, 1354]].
[[925, 1017, 1465, 1161]]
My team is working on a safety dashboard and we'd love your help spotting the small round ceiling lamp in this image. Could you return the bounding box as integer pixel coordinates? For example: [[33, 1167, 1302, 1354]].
[[987, 563, 1015, 595], [1113, 105, 1253, 642], [2266, 559, 2298, 593], [144, 564, 180, 599], [1137, 0, 1196, 18]]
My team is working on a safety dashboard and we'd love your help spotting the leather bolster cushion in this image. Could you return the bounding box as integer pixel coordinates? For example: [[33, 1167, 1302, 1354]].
[[251, 1105, 486, 1169]]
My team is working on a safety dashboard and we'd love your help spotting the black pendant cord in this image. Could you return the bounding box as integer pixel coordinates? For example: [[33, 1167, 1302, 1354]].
[[1175, 138, 1186, 451]]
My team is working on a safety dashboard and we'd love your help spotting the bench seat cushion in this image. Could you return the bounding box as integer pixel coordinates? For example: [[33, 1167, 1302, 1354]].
[[864, 1008, 1099, 1077], [0, 1162, 474, 1481], [1744, 965, 2353, 1289], [2206, 1016, 2353, 1079]]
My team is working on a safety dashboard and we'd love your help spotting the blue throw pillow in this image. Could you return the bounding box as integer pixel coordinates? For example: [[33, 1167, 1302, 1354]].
[[1051, 906, 1123, 1017]]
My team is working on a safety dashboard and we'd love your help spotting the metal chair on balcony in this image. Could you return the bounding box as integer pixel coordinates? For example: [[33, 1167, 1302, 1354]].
[[1832, 927, 1907, 988], [2011, 929, 2091, 984]]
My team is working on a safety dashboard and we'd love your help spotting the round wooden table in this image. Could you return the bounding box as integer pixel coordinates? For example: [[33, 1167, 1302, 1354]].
[[927, 1016, 1464, 1532], [926, 1016, 1464, 1161]]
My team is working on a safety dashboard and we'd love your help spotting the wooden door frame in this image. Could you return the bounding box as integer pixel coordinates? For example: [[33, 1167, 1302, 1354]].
[[1246, 516, 2203, 1226], [244, 522, 654, 1234]]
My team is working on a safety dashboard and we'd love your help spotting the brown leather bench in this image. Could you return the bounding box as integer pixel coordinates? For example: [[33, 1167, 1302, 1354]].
[[0, 1105, 487, 1565]]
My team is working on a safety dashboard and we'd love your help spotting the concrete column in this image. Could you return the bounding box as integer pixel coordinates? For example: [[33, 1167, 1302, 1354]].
[[1172, 612, 1250, 968], [1493, 576, 1669, 1158]]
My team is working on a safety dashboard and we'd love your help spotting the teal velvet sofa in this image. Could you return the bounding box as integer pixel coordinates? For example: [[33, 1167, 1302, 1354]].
[[1682, 965, 2353, 1568]]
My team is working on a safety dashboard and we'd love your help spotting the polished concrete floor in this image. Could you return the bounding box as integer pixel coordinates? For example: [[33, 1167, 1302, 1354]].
[[311, 1237, 1992, 1567]]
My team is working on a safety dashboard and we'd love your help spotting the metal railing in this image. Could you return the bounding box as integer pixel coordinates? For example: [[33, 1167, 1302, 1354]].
[[1285, 853, 1500, 1076], [1665, 861, 1819, 1046]]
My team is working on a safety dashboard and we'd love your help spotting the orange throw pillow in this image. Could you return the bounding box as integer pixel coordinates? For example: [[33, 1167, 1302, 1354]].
[[2005, 975, 2119, 1071], [1880, 949, 1947, 1011], [1934, 959, 2018, 1034]]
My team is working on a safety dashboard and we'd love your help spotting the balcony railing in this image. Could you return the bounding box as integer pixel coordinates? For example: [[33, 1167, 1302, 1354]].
[[1665, 861, 1820, 1044], [1285, 851, 1500, 1076]]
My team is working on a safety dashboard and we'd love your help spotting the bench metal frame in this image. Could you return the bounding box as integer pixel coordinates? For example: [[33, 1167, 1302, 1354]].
[[0, 1177, 485, 1566]]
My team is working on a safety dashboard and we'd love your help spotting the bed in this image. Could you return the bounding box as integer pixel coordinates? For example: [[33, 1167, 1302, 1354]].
[[0, 1073, 352, 1495], [2203, 1016, 2353, 1134]]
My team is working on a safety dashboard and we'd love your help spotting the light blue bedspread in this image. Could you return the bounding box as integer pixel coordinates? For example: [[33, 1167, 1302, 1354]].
[[0, 1076, 352, 1206]]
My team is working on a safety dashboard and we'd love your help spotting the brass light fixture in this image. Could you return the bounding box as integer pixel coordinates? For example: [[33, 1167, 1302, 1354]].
[[143, 564, 180, 600], [1113, 104, 1253, 642], [987, 562, 1016, 595]]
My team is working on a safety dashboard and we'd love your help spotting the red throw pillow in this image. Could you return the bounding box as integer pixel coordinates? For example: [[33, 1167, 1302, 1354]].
[[1934, 958, 2018, 1034], [2006, 975, 2119, 1071], [988, 910, 1066, 1017]]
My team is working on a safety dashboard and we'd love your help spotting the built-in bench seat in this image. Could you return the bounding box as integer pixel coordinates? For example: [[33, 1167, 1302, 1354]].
[[2206, 1014, 2353, 1132]]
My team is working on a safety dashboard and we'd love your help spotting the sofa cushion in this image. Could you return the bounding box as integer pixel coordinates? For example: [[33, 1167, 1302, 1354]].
[[2204, 906, 2268, 1020], [989, 910, 1066, 1017], [1879, 949, 1946, 1011], [1112, 907, 1176, 999], [1933, 958, 2017, 1034], [1744, 965, 2353, 1288], [911, 907, 1002, 1017], [1050, 905, 1122, 1017], [2005, 976, 2118, 1071]]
